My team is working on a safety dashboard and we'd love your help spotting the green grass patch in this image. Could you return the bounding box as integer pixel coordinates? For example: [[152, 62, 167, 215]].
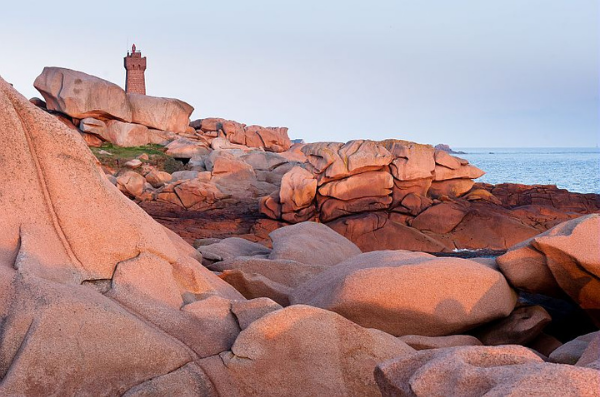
[[91, 143, 185, 173]]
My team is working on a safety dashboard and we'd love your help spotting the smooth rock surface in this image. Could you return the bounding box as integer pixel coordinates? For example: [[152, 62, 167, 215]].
[[200, 305, 415, 397], [291, 250, 517, 336], [269, 222, 362, 266], [34, 67, 132, 121], [127, 93, 193, 134]]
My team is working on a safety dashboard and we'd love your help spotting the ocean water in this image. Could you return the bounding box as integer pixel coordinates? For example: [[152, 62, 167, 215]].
[[453, 148, 600, 194]]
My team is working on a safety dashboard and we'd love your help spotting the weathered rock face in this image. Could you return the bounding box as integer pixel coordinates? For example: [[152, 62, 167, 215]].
[[34, 67, 132, 122], [194, 117, 292, 152], [375, 345, 600, 397], [291, 250, 517, 336], [0, 76, 244, 395], [128, 93, 194, 134], [497, 214, 600, 325], [199, 305, 416, 397], [260, 139, 484, 225]]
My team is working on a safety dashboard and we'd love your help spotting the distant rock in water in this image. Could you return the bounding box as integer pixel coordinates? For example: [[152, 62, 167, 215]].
[[435, 143, 466, 154]]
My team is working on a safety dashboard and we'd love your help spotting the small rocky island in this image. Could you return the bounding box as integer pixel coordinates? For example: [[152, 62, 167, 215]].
[[0, 62, 598, 396]]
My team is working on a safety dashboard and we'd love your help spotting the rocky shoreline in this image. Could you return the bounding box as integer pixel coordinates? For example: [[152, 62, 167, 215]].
[[1, 69, 599, 396]]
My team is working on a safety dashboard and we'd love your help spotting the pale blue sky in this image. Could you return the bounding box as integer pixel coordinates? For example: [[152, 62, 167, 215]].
[[1, 0, 598, 147]]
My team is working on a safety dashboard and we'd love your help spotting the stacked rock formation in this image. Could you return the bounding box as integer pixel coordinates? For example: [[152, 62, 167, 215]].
[[259, 140, 484, 223], [2, 77, 600, 396], [31, 67, 291, 153], [33, 67, 194, 146], [192, 117, 292, 153]]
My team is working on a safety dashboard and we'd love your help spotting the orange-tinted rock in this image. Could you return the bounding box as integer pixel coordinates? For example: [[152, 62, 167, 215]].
[[279, 166, 317, 213], [145, 169, 172, 188], [434, 149, 464, 169], [258, 192, 283, 220], [0, 273, 193, 396], [79, 117, 107, 137], [383, 140, 435, 181], [0, 77, 245, 394], [433, 163, 485, 181], [212, 256, 325, 284], [397, 192, 433, 215], [318, 195, 393, 222], [532, 214, 600, 323], [34, 67, 132, 121], [127, 93, 193, 134], [165, 138, 210, 159], [428, 178, 474, 198], [208, 150, 255, 179], [318, 170, 393, 200], [170, 180, 227, 210], [81, 132, 103, 147], [327, 212, 450, 252], [291, 251, 517, 336], [463, 188, 502, 204], [219, 270, 293, 306], [200, 305, 415, 397], [498, 214, 600, 324], [230, 298, 283, 330], [391, 177, 432, 207], [449, 204, 540, 250], [497, 239, 562, 297], [411, 202, 467, 234], [117, 171, 146, 198], [268, 222, 362, 266], [375, 345, 600, 397], [302, 140, 393, 183]]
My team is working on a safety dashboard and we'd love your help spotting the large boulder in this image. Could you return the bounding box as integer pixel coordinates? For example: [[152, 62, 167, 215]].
[[291, 250, 517, 336], [199, 305, 416, 396], [0, 76, 243, 394], [268, 222, 362, 266], [382, 140, 435, 181], [375, 345, 600, 396], [497, 214, 600, 324], [127, 93, 194, 134], [318, 170, 394, 201], [243, 125, 292, 152], [34, 67, 132, 121]]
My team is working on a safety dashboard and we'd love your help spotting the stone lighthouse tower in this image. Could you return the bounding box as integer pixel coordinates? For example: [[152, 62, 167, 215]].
[[124, 44, 146, 95]]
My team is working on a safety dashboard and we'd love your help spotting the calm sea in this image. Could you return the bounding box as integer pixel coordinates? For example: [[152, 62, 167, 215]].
[[454, 148, 600, 194]]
